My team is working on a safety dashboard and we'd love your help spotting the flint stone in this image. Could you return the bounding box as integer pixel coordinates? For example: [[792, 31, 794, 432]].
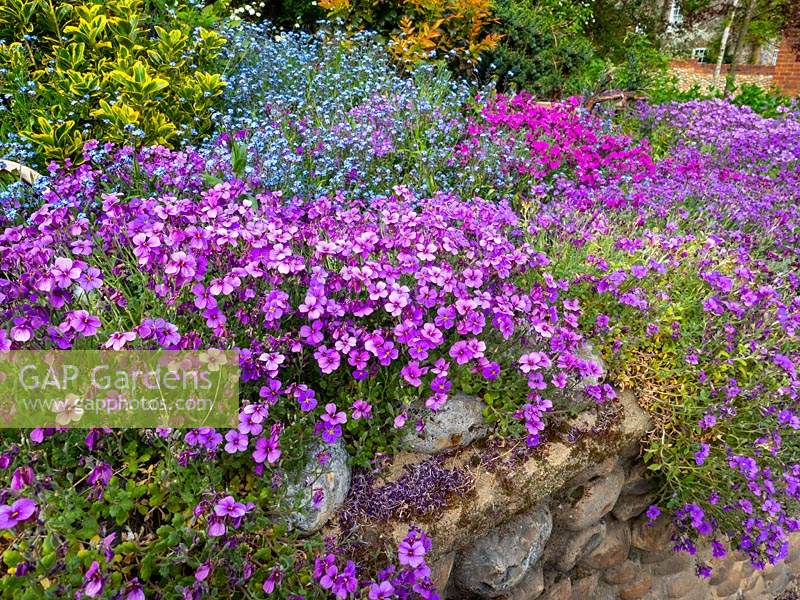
[[631, 514, 675, 552], [454, 505, 553, 598], [430, 551, 455, 594], [582, 519, 631, 569], [664, 572, 701, 598], [622, 462, 652, 495], [570, 573, 599, 600], [613, 493, 657, 521], [555, 465, 625, 531], [404, 392, 489, 454], [603, 559, 639, 584], [501, 564, 544, 600], [618, 573, 653, 600], [287, 439, 351, 534], [540, 577, 571, 600], [544, 521, 607, 572]]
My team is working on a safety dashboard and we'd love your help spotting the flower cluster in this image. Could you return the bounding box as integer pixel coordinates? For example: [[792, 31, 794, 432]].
[[313, 528, 439, 600]]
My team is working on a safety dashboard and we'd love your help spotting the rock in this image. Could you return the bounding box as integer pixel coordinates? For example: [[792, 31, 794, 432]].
[[638, 549, 675, 565], [570, 573, 599, 600], [502, 564, 544, 600], [618, 573, 653, 600], [404, 392, 489, 454], [568, 458, 619, 487], [631, 514, 674, 552], [742, 575, 765, 598], [540, 577, 571, 600], [287, 439, 351, 534], [545, 521, 607, 572], [555, 465, 625, 531], [603, 559, 639, 584], [648, 552, 693, 577], [714, 576, 743, 597], [622, 463, 652, 495], [430, 551, 455, 594], [582, 519, 631, 569], [613, 493, 657, 521], [664, 572, 700, 598], [454, 505, 553, 598]]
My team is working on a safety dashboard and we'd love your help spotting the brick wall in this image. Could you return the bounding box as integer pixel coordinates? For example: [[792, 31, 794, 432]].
[[667, 30, 800, 98], [773, 29, 800, 97]]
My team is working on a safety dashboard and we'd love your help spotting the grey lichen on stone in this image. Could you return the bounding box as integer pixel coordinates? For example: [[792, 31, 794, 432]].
[[453, 504, 553, 598], [403, 392, 490, 454], [286, 438, 351, 534]]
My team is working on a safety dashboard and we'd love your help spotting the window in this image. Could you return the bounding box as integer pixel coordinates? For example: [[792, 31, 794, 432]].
[[668, 0, 683, 25], [692, 47, 708, 62]]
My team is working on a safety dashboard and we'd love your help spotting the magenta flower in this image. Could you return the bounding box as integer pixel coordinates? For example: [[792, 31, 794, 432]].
[[10, 466, 34, 490], [369, 580, 396, 600], [321, 403, 347, 427], [262, 566, 282, 594], [448, 340, 473, 365], [52, 257, 83, 288], [83, 560, 104, 598], [351, 399, 372, 420], [214, 496, 247, 518], [195, 561, 212, 582], [397, 539, 426, 568], [224, 430, 248, 454], [66, 310, 101, 337], [252, 434, 281, 464], [164, 251, 197, 279], [314, 346, 341, 374], [0, 498, 36, 528]]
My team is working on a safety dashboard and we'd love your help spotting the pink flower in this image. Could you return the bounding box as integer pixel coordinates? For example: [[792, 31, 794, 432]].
[[103, 331, 136, 350]]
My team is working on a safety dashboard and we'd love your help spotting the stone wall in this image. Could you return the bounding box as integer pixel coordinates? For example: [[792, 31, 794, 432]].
[[435, 453, 799, 600], [668, 60, 775, 93], [321, 390, 799, 600]]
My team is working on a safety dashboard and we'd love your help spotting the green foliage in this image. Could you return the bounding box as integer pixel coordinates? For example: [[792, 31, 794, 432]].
[[481, 0, 596, 97], [646, 75, 793, 118], [481, 0, 668, 98], [0, 0, 229, 164], [0, 429, 321, 598]]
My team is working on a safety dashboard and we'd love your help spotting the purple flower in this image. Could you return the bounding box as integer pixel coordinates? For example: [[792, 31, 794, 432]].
[[369, 580, 396, 600], [253, 434, 281, 464], [214, 496, 247, 518], [224, 430, 248, 454], [321, 403, 347, 427], [645, 505, 661, 522], [83, 561, 104, 598], [195, 562, 212, 582], [694, 442, 710, 465], [398, 539, 426, 568], [0, 498, 36, 528], [351, 400, 373, 420]]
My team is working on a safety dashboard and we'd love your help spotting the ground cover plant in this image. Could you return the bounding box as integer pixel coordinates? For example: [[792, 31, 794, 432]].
[[0, 12, 798, 600]]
